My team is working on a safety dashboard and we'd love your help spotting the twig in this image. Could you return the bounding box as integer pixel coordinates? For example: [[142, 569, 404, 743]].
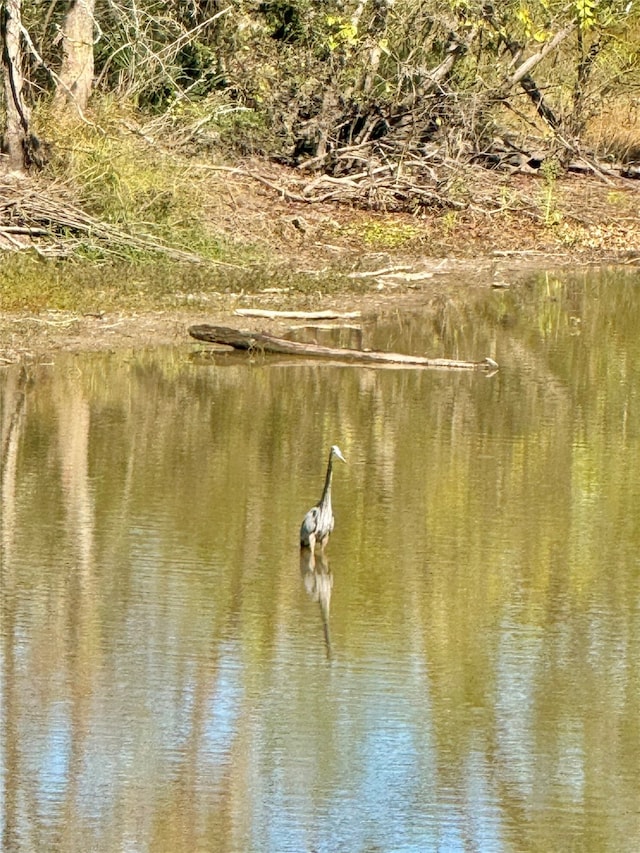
[[348, 265, 412, 279], [235, 308, 361, 320]]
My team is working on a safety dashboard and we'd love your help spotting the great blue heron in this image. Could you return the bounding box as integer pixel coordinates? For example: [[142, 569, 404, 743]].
[[300, 445, 346, 551]]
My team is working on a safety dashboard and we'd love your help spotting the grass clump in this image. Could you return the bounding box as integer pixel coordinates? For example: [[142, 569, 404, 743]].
[[335, 218, 423, 251], [0, 250, 359, 314]]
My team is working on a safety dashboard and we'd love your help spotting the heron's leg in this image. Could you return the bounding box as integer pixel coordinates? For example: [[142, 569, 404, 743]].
[[308, 531, 316, 552]]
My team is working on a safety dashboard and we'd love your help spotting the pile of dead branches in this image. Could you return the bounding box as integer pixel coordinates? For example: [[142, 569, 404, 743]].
[[223, 141, 626, 218], [0, 179, 201, 261], [296, 152, 456, 211], [214, 146, 463, 213]]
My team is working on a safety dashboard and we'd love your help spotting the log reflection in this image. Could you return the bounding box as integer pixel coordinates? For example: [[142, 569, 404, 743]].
[[300, 547, 333, 658]]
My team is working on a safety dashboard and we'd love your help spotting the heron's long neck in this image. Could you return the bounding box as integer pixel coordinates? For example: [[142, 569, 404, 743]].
[[320, 454, 334, 504]]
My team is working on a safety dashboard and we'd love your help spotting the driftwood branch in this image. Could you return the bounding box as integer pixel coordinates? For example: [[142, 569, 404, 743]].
[[188, 325, 498, 371], [235, 308, 361, 320]]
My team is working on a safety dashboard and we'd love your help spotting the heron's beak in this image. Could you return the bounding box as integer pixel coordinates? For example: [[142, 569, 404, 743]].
[[335, 448, 346, 464]]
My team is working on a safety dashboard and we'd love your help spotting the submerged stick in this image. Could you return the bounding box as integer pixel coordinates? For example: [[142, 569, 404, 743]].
[[188, 325, 498, 371]]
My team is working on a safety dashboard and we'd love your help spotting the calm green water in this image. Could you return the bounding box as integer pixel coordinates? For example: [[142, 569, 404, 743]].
[[2, 269, 640, 853]]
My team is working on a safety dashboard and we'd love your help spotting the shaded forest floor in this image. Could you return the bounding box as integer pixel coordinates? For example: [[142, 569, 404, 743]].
[[206, 161, 640, 264]]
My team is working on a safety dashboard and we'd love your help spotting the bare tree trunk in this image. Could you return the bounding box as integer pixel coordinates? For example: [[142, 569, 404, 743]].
[[489, 19, 577, 132], [55, 0, 95, 111], [1, 0, 31, 171]]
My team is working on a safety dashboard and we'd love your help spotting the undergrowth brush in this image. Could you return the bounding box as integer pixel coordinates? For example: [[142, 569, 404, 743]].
[[33, 101, 267, 267]]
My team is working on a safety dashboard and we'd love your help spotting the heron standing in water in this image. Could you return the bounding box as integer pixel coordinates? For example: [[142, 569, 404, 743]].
[[300, 445, 346, 551]]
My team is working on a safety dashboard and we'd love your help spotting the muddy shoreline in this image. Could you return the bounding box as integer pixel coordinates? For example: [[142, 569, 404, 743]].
[[0, 253, 620, 363], [2, 166, 640, 366]]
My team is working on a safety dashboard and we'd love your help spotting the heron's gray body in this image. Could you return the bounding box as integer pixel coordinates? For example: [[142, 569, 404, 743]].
[[300, 445, 346, 550]]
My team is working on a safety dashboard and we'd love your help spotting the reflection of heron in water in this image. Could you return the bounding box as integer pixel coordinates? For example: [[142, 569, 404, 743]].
[[300, 445, 346, 551], [300, 547, 333, 657]]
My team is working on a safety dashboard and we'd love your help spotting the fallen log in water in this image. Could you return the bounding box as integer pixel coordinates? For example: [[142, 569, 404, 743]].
[[188, 325, 498, 371]]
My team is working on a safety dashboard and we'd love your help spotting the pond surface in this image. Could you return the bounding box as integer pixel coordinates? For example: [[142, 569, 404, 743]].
[[2, 269, 640, 853]]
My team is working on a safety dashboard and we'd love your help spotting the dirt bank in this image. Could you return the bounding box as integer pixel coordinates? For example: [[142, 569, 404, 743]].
[[1, 167, 639, 363], [0, 255, 603, 364]]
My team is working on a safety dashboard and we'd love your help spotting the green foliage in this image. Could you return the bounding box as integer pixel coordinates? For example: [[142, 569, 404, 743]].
[[15, 0, 640, 191], [209, 107, 276, 156], [575, 0, 598, 30], [339, 219, 422, 249], [29, 99, 276, 265], [325, 15, 359, 51]]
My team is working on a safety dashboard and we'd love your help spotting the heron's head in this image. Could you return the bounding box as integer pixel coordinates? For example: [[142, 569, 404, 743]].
[[331, 445, 346, 463]]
